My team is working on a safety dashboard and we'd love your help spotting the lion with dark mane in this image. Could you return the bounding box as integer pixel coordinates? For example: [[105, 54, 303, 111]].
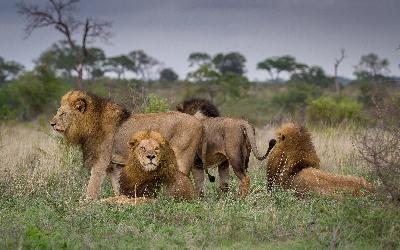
[[177, 98, 275, 197], [266, 123, 371, 196], [50, 90, 203, 200]]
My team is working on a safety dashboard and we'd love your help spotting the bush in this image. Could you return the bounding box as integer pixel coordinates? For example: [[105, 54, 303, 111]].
[[0, 66, 69, 121], [142, 93, 170, 113], [272, 83, 321, 117], [307, 96, 364, 126]]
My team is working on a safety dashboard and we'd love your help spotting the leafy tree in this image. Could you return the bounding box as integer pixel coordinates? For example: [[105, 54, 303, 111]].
[[188, 52, 212, 67], [291, 66, 332, 87], [354, 53, 390, 80], [37, 41, 106, 79], [159, 68, 178, 82], [0, 57, 24, 83], [84, 47, 106, 79], [257, 55, 306, 81], [104, 55, 132, 80], [127, 50, 159, 81], [212, 52, 246, 76]]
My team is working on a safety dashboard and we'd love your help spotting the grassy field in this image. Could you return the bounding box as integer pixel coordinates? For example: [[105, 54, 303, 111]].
[[0, 124, 399, 249]]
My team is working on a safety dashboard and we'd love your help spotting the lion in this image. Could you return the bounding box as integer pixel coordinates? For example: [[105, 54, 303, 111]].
[[198, 117, 275, 197], [50, 90, 203, 200], [117, 131, 194, 201], [266, 123, 371, 196], [176, 98, 275, 197]]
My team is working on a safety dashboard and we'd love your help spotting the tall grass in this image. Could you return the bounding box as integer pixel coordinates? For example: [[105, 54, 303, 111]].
[[0, 123, 399, 249]]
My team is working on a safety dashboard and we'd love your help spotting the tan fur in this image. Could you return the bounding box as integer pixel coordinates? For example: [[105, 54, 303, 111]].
[[50, 90, 203, 200], [289, 167, 371, 196], [266, 123, 320, 188], [196, 117, 273, 197], [119, 131, 194, 200], [266, 123, 371, 196]]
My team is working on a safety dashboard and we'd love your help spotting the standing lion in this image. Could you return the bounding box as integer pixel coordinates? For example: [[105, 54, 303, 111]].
[[176, 98, 275, 197], [50, 90, 203, 200], [118, 131, 194, 201], [266, 123, 371, 196]]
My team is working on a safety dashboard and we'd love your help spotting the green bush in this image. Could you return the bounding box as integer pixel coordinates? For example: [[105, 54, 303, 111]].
[[0, 66, 69, 121], [142, 93, 170, 113], [307, 96, 364, 126], [272, 83, 321, 115]]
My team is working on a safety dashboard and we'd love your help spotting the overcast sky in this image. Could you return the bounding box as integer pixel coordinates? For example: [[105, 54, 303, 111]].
[[0, 0, 399, 80]]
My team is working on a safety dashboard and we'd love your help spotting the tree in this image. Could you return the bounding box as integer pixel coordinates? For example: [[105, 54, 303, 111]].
[[334, 48, 346, 96], [257, 55, 306, 81], [354, 53, 390, 80], [104, 55, 132, 80], [37, 41, 106, 79], [0, 57, 24, 83], [84, 47, 106, 79], [17, 0, 112, 87], [291, 66, 332, 87], [159, 68, 178, 82], [127, 50, 159, 81], [36, 41, 75, 77], [188, 52, 212, 67], [212, 52, 246, 76]]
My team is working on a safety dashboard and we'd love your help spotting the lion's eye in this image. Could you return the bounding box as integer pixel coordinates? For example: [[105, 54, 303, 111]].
[[140, 146, 146, 150], [155, 147, 159, 151]]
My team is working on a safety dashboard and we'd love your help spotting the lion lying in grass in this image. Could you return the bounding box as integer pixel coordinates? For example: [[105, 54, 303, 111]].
[[115, 131, 194, 202], [266, 123, 371, 196]]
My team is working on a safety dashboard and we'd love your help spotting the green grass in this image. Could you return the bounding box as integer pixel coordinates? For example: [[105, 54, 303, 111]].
[[1, 171, 399, 249], [0, 125, 399, 249]]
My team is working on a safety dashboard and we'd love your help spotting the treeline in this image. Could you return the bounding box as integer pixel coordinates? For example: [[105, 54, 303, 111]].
[[0, 43, 397, 126]]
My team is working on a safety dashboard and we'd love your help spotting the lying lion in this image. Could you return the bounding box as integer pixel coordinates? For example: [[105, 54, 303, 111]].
[[116, 130, 194, 201], [266, 123, 371, 196]]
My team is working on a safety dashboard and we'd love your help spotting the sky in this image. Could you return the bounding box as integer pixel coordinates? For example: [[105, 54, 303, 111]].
[[0, 0, 399, 81]]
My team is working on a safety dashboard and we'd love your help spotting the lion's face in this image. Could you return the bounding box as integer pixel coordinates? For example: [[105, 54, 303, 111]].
[[129, 131, 166, 172], [50, 91, 88, 140]]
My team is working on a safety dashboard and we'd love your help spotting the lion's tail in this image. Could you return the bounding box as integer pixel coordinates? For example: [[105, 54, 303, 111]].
[[201, 125, 216, 182], [243, 122, 276, 161]]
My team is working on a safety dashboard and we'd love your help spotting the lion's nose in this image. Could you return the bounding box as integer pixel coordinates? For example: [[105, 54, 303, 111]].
[[147, 155, 156, 160]]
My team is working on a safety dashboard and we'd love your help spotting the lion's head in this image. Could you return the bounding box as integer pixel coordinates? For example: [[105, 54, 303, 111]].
[[274, 123, 313, 150], [128, 131, 167, 172], [50, 90, 128, 145]]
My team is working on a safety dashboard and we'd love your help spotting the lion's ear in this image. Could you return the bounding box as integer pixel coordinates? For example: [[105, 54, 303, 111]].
[[73, 98, 87, 113], [176, 104, 183, 112]]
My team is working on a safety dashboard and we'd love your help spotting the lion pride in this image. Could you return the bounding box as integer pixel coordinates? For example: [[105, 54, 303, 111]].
[[50, 90, 203, 200]]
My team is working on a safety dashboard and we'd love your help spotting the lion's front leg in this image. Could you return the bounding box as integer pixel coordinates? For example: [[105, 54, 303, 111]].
[[85, 158, 109, 200]]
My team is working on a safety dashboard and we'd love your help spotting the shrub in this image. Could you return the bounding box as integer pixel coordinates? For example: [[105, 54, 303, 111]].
[[272, 83, 321, 117], [307, 96, 364, 126], [142, 93, 170, 113], [355, 95, 400, 205]]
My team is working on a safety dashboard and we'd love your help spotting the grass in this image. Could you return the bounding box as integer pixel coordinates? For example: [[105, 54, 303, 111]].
[[0, 124, 399, 249]]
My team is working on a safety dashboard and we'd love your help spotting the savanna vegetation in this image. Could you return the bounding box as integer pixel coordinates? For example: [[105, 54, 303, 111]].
[[0, 0, 399, 249]]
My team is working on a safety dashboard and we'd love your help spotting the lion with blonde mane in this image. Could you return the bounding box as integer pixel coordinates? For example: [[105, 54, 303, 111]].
[[116, 131, 194, 201], [266, 123, 371, 196]]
